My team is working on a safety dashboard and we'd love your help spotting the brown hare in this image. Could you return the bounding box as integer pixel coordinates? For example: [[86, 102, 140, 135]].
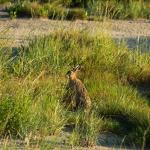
[[63, 65, 91, 112]]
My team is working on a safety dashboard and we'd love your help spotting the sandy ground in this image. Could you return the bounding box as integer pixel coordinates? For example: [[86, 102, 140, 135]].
[[0, 133, 138, 150], [0, 19, 150, 50]]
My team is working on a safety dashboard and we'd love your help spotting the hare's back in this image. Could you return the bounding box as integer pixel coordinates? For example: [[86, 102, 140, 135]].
[[75, 79, 91, 103]]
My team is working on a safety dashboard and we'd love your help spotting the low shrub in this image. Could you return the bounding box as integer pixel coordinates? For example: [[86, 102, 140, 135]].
[[0, 0, 11, 4], [87, 0, 125, 19], [87, 0, 150, 20], [7, 0, 150, 20], [9, 2, 48, 18], [0, 76, 66, 138], [0, 84, 35, 137], [143, 2, 150, 19], [31, 2, 48, 18], [8, 2, 87, 20], [44, 4, 67, 20], [126, 1, 143, 19], [66, 8, 87, 20]]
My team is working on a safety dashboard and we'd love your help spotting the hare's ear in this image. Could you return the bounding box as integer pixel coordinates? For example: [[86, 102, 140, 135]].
[[66, 70, 71, 78], [73, 65, 81, 71], [66, 70, 71, 75]]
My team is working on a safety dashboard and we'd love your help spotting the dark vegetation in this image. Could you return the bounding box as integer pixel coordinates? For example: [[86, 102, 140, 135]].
[[1, 31, 150, 148], [1, 0, 150, 20]]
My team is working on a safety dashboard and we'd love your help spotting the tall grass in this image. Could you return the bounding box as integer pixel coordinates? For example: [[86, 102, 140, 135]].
[[5, 0, 150, 19], [1, 30, 150, 147], [87, 0, 150, 19]]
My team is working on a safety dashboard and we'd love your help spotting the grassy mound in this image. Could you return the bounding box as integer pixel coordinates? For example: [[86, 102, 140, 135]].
[[1, 31, 150, 147]]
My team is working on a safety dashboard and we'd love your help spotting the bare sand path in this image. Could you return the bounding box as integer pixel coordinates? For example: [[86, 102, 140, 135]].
[[0, 19, 150, 50]]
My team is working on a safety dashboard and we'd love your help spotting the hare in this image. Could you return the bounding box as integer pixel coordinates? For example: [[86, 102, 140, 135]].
[[63, 65, 91, 112]]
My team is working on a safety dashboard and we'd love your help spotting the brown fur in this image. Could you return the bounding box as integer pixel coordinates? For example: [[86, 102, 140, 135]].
[[63, 66, 91, 111]]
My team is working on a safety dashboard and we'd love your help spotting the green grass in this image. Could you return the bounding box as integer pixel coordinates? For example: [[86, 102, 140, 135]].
[[1, 30, 150, 148], [8, 1, 87, 20], [4, 0, 150, 20], [87, 0, 150, 20]]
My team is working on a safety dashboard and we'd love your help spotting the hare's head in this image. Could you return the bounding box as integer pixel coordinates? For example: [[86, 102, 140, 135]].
[[66, 65, 81, 80]]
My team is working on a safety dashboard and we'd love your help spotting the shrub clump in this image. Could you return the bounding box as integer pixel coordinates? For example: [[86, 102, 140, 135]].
[[7, 0, 150, 20], [67, 8, 87, 20], [9, 2, 48, 18], [44, 4, 67, 20]]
